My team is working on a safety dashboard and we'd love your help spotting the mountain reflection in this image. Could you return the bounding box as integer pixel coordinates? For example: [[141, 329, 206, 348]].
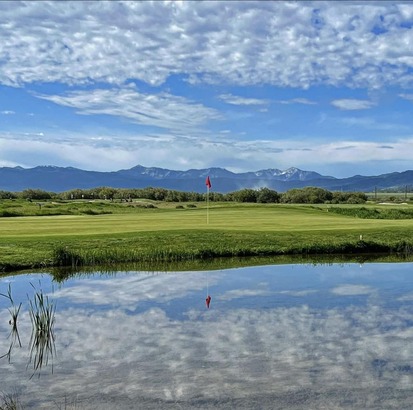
[[1, 263, 413, 408]]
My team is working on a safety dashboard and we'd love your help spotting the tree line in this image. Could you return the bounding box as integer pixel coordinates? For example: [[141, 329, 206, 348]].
[[0, 186, 368, 204]]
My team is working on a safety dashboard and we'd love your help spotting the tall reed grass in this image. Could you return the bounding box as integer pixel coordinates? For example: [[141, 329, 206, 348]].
[[0, 284, 22, 362], [49, 236, 413, 273], [0, 392, 22, 410], [52, 246, 84, 267], [27, 283, 56, 377]]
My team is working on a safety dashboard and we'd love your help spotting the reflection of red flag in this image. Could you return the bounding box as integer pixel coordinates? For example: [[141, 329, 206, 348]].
[[206, 295, 211, 309], [205, 176, 211, 189]]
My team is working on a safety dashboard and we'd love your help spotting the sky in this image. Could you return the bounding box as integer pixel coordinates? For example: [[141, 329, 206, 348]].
[[0, 1, 413, 178]]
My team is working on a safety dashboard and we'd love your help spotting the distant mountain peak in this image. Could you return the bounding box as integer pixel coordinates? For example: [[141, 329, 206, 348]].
[[0, 164, 411, 193]]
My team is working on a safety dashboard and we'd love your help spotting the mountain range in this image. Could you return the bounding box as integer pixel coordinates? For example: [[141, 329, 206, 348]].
[[0, 165, 412, 193]]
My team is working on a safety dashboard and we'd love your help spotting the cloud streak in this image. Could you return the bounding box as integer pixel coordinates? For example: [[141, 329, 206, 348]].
[[36, 86, 222, 133], [275, 98, 317, 105], [331, 99, 375, 110], [1, 132, 413, 175], [219, 94, 270, 106]]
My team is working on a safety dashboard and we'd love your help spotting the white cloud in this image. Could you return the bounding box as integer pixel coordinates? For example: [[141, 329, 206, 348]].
[[399, 93, 413, 101], [279, 289, 318, 297], [36, 86, 222, 133], [331, 284, 374, 296], [0, 2, 412, 89], [1, 133, 413, 176], [219, 94, 269, 106], [331, 99, 375, 110], [52, 271, 220, 308], [339, 116, 408, 131], [398, 292, 413, 301], [219, 289, 273, 301], [0, 110, 15, 115], [276, 98, 317, 105]]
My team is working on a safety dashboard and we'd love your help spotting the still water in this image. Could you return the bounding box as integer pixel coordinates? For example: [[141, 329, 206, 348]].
[[1, 262, 413, 409]]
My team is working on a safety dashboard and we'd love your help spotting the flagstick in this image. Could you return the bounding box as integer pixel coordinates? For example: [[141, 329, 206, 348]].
[[206, 186, 209, 224]]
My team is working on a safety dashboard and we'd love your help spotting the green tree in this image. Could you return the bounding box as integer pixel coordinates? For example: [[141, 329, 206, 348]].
[[331, 191, 367, 204], [256, 187, 280, 203], [98, 187, 117, 200], [20, 189, 52, 200], [229, 189, 258, 203], [281, 187, 332, 204], [0, 190, 17, 199]]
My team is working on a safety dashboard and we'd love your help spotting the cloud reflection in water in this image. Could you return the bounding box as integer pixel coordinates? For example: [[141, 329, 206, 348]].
[[1, 264, 413, 409]]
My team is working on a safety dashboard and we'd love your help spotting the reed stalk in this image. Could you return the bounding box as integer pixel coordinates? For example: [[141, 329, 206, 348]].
[[0, 392, 22, 410], [27, 283, 56, 377], [0, 284, 22, 362]]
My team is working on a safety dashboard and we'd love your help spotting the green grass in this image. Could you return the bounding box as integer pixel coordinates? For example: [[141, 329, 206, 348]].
[[1, 201, 413, 272]]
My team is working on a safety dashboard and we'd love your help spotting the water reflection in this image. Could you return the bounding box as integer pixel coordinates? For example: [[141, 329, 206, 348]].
[[205, 295, 212, 308], [1, 263, 413, 408], [0, 284, 22, 363], [206, 270, 212, 309], [0, 281, 56, 379], [40, 252, 413, 283], [27, 283, 56, 378]]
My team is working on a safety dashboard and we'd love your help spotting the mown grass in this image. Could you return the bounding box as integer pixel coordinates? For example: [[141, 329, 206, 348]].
[[1, 202, 413, 272]]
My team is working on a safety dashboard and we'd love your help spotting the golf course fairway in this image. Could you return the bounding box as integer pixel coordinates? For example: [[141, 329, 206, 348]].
[[1, 202, 412, 272]]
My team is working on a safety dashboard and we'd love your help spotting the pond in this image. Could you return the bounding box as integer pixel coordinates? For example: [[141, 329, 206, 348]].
[[1, 261, 413, 409]]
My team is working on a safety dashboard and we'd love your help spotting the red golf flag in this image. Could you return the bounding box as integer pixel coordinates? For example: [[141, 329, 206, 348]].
[[206, 295, 211, 309], [205, 176, 212, 189]]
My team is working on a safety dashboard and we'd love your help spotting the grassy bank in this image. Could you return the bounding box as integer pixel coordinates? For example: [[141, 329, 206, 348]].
[[1, 201, 413, 272]]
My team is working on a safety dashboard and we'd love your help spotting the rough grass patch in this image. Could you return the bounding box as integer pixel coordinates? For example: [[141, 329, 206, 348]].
[[0, 210, 21, 217], [328, 206, 413, 219], [52, 246, 84, 267], [81, 209, 112, 215]]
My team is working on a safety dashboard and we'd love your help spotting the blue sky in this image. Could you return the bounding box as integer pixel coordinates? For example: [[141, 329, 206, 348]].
[[0, 1, 413, 177]]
